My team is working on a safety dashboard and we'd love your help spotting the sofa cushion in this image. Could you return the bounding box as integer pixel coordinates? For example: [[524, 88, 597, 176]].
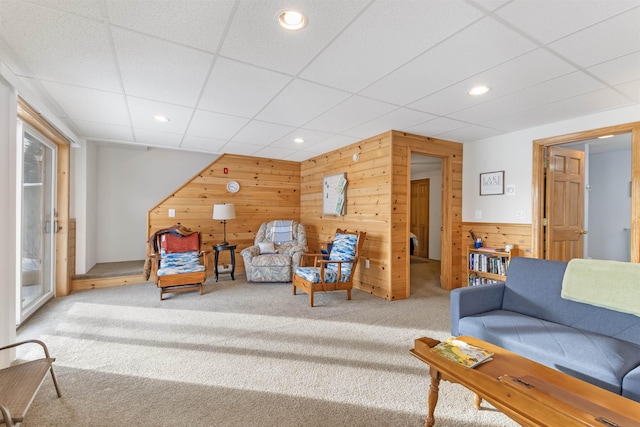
[[502, 257, 640, 346], [458, 309, 640, 394]]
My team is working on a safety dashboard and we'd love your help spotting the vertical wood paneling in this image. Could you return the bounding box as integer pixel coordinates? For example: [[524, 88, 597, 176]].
[[147, 154, 301, 274], [300, 130, 463, 301], [300, 133, 393, 300]]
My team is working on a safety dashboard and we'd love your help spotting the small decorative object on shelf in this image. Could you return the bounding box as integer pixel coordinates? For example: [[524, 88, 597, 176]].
[[467, 244, 515, 286]]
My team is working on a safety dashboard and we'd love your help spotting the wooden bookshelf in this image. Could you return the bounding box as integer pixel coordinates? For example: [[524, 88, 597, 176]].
[[466, 245, 515, 286]]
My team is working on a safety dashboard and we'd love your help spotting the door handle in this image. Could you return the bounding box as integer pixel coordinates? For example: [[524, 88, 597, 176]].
[[575, 229, 588, 235]]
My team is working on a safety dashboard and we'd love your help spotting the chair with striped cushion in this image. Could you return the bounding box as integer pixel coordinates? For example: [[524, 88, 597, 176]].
[[292, 229, 366, 307], [151, 231, 208, 300]]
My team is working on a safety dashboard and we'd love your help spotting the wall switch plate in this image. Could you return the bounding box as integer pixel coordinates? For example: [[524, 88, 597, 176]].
[[475, 210, 482, 220], [365, 259, 370, 268], [516, 210, 526, 219], [168, 208, 175, 218]]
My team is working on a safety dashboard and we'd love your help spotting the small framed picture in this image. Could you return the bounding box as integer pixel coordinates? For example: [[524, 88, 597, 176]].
[[480, 171, 504, 196]]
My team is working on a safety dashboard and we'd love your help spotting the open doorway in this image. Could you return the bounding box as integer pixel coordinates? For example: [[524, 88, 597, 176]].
[[410, 153, 442, 291], [532, 121, 640, 262], [559, 134, 632, 261]]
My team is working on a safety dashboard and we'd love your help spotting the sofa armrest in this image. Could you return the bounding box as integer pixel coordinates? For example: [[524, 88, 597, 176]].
[[450, 283, 505, 336], [240, 246, 260, 260]]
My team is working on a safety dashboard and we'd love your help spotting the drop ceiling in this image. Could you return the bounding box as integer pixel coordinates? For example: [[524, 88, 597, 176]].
[[1, 0, 638, 161]]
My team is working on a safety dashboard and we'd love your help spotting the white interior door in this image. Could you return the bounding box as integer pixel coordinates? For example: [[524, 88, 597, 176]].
[[18, 122, 57, 323]]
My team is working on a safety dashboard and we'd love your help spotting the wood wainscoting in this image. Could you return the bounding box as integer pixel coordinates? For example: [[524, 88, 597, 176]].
[[462, 222, 533, 274]]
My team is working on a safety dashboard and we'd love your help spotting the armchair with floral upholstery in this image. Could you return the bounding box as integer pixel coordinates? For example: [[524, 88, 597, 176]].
[[241, 220, 307, 282]]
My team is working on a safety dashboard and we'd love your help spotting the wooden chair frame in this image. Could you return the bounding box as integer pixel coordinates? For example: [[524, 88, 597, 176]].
[[150, 233, 208, 300], [292, 229, 366, 307]]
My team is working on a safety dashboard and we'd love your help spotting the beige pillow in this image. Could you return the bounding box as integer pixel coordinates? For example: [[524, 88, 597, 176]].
[[258, 242, 277, 254]]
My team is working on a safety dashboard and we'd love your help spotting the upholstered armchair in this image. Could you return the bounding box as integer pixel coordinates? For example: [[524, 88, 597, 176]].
[[241, 220, 307, 282]]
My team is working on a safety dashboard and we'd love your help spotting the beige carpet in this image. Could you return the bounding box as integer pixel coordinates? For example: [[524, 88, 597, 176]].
[[16, 260, 518, 426]]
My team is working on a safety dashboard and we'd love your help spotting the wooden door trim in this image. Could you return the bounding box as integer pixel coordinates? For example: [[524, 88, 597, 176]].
[[532, 121, 640, 262]]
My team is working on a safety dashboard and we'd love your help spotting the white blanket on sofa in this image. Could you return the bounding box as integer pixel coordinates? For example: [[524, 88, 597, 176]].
[[561, 258, 640, 317]]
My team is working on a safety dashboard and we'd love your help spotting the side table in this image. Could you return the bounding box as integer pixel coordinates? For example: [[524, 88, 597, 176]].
[[213, 244, 236, 282]]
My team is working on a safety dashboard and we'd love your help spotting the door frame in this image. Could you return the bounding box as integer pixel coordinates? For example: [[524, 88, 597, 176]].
[[532, 121, 640, 262], [17, 98, 71, 297]]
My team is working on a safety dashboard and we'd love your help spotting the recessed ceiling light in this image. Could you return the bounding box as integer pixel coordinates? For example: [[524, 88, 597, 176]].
[[293, 138, 305, 143], [153, 115, 170, 123], [468, 85, 491, 96], [279, 10, 306, 30]]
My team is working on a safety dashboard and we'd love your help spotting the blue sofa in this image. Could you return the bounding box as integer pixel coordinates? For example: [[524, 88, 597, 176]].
[[451, 257, 640, 402]]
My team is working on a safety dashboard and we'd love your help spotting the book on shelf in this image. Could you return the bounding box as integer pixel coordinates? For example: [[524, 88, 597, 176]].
[[431, 338, 494, 368]]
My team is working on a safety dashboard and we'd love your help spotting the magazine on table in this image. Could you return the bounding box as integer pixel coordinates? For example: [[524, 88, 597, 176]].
[[431, 338, 494, 368]]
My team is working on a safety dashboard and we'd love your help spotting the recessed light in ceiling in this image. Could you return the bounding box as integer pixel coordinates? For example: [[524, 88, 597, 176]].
[[468, 85, 491, 96], [278, 10, 306, 30], [153, 115, 170, 123], [293, 138, 305, 143]]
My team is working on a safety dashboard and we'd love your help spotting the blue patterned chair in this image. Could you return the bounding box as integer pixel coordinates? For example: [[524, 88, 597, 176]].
[[240, 220, 307, 282], [292, 229, 366, 307], [151, 231, 208, 300]]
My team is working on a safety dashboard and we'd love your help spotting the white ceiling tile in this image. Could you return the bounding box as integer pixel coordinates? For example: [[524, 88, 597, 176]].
[[548, 8, 640, 68], [409, 48, 577, 115], [73, 120, 134, 142], [304, 96, 397, 134], [220, 0, 370, 75], [282, 150, 321, 161], [112, 28, 214, 106], [495, 0, 638, 44], [467, 0, 512, 11], [127, 97, 193, 134], [616, 79, 640, 102], [187, 110, 249, 140], [405, 117, 469, 136], [343, 108, 435, 139], [256, 79, 350, 127], [106, 0, 235, 52], [435, 125, 504, 142], [305, 134, 360, 153], [134, 128, 183, 148], [450, 71, 607, 124], [232, 120, 296, 145], [0, 2, 121, 91], [300, 0, 483, 92], [41, 81, 130, 125], [181, 135, 227, 153], [270, 129, 336, 149], [219, 140, 264, 156], [483, 88, 633, 131], [361, 17, 537, 105], [588, 51, 640, 86], [198, 58, 292, 117], [19, 0, 105, 19], [252, 145, 297, 159]]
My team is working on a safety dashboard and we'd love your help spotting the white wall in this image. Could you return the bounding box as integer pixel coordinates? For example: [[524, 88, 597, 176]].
[[92, 145, 217, 263], [588, 149, 632, 261], [462, 105, 640, 223], [0, 76, 17, 363]]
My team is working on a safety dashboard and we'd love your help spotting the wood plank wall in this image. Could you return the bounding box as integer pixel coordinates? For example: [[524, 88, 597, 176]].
[[147, 154, 301, 274], [300, 133, 393, 300], [391, 132, 464, 293], [300, 130, 464, 301], [462, 222, 533, 268]]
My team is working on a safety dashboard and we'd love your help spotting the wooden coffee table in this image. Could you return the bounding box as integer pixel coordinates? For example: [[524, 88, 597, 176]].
[[410, 336, 640, 427]]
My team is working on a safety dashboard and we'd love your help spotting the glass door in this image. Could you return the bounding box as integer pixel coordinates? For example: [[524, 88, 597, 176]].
[[18, 122, 57, 323]]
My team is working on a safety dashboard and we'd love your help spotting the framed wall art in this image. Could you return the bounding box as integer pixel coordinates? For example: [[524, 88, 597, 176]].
[[480, 171, 504, 196]]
